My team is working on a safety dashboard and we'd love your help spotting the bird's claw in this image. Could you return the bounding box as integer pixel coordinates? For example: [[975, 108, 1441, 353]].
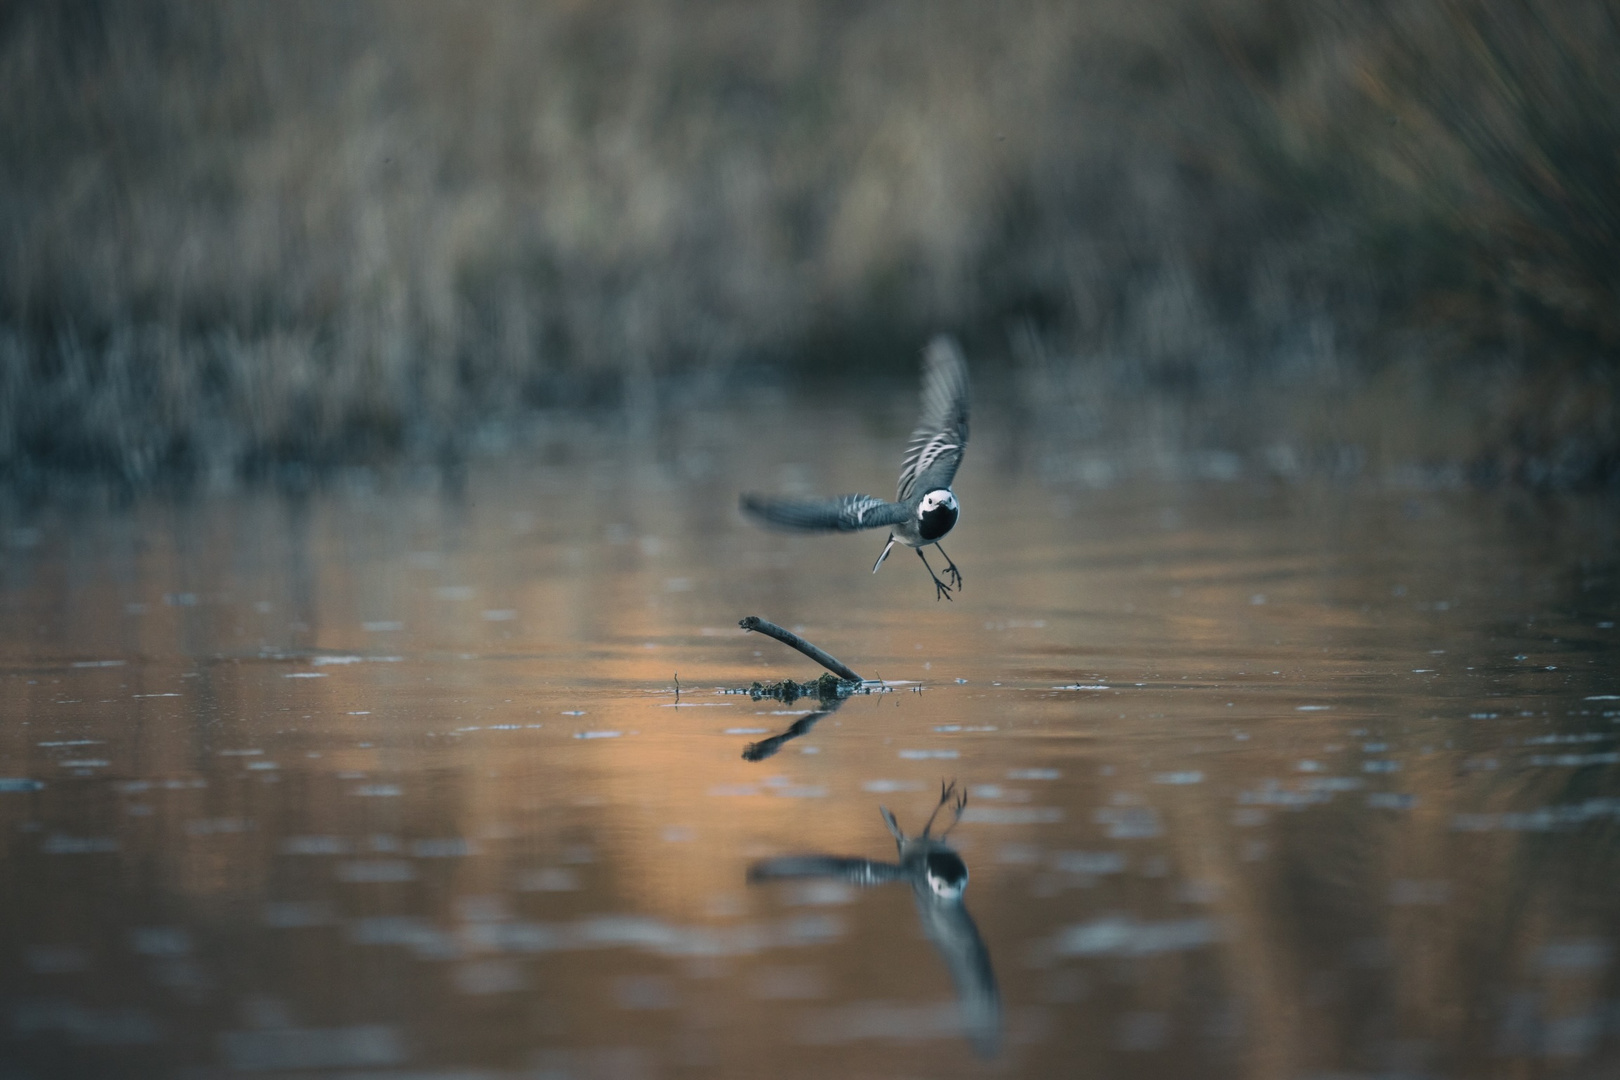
[[933, 579, 954, 602], [944, 565, 963, 590]]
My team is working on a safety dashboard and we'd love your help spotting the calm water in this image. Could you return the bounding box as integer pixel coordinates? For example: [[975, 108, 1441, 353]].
[[3, 400, 1619, 1079]]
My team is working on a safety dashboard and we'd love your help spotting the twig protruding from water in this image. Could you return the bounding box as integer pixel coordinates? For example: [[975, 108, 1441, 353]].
[[738, 616, 864, 683]]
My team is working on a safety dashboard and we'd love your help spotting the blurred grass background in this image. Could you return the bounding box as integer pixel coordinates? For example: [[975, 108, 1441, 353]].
[[1, 0, 1616, 487]]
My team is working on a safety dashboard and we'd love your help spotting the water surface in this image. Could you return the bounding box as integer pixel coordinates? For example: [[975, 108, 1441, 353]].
[[3, 403, 1619, 1078]]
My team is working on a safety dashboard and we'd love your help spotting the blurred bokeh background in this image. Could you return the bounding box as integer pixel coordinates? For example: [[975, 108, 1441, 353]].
[[1, 0, 1617, 488], [4, 7, 1620, 1075]]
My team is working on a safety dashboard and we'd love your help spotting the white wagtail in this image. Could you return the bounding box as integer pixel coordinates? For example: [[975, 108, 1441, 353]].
[[748, 781, 1001, 1057], [741, 335, 970, 600]]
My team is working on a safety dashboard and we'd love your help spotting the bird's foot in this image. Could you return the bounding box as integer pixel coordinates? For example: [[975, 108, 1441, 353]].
[[944, 563, 963, 590], [916, 547, 954, 601]]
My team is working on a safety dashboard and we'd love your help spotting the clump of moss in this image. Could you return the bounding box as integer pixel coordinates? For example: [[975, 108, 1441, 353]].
[[746, 672, 850, 704]]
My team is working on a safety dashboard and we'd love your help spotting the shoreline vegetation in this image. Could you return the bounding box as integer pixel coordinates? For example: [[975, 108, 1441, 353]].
[[2, 0, 1616, 488]]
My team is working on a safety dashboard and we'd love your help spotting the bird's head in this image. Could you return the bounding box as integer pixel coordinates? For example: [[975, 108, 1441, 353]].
[[917, 489, 959, 542], [924, 849, 969, 899]]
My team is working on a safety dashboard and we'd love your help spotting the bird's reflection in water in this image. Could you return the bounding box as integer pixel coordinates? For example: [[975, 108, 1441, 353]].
[[741, 693, 847, 762], [748, 781, 1002, 1057]]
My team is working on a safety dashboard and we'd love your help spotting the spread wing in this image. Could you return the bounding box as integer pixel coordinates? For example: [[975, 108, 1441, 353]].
[[896, 335, 970, 502], [748, 856, 906, 887], [914, 894, 1002, 1058], [740, 493, 909, 533]]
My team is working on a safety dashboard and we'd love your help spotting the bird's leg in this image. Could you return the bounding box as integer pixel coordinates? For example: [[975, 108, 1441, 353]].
[[934, 542, 963, 591], [920, 781, 949, 838], [939, 784, 968, 839], [921, 779, 963, 838], [916, 548, 953, 602]]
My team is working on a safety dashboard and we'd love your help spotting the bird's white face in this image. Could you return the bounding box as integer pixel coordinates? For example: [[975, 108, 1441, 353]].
[[927, 870, 967, 900], [915, 489, 960, 543]]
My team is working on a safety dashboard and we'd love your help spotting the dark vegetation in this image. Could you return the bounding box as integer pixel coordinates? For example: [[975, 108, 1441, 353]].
[[1, 0, 1616, 486], [741, 675, 848, 705]]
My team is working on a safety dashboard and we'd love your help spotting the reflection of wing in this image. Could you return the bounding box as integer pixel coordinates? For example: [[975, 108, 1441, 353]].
[[740, 493, 909, 533], [748, 857, 905, 887], [914, 893, 1002, 1058], [896, 336, 970, 502]]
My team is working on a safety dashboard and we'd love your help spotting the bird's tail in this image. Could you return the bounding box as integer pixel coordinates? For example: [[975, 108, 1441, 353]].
[[871, 535, 897, 574]]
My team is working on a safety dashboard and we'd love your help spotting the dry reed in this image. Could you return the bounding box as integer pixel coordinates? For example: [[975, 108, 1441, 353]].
[[0, 0, 1614, 485]]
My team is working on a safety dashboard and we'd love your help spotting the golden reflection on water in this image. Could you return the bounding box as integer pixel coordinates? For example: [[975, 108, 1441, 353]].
[[2, 412, 1618, 1078]]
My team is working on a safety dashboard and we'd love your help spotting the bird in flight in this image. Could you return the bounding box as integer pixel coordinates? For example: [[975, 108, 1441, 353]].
[[748, 780, 1002, 1058], [741, 335, 970, 600]]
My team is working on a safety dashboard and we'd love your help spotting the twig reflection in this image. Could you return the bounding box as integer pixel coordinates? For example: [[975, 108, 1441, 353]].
[[741, 694, 847, 762]]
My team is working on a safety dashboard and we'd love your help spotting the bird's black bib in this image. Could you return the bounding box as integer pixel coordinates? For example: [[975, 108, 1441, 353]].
[[918, 501, 957, 541]]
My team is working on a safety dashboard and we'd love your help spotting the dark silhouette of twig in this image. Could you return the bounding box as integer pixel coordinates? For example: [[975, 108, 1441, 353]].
[[738, 616, 864, 682], [742, 696, 847, 762]]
